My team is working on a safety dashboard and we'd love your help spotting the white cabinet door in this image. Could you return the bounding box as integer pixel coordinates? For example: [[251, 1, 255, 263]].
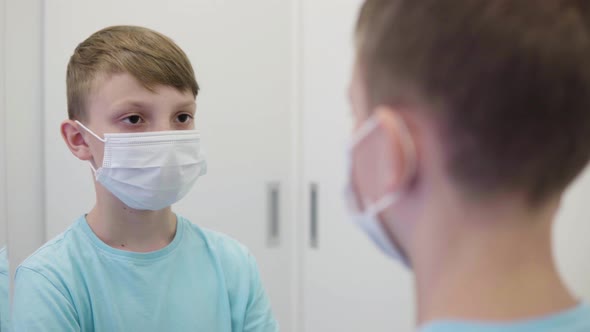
[[43, 1, 294, 330], [298, 4, 590, 332], [300, 1, 415, 331]]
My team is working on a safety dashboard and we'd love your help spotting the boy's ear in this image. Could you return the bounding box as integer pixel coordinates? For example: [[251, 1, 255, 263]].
[[61, 120, 92, 161], [352, 106, 418, 205], [373, 106, 418, 190]]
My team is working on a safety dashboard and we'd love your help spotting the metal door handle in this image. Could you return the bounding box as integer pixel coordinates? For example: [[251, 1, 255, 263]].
[[310, 183, 318, 248], [267, 182, 280, 247]]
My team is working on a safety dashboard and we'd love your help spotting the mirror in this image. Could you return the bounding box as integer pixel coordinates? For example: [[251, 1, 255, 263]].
[[6, 1, 296, 331], [3, 1, 590, 332]]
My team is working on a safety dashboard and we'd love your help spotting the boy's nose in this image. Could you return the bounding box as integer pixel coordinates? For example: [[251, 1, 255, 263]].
[[151, 121, 174, 132]]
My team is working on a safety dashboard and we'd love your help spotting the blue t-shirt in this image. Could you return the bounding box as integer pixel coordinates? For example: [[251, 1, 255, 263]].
[[419, 303, 590, 332], [12, 215, 279, 332], [0, 246, 9, 332]]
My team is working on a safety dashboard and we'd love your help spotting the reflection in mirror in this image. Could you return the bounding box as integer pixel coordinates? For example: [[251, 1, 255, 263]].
[[9, 0, 293, 330]]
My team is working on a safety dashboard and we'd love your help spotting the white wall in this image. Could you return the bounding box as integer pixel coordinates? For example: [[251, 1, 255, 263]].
[[4, 0, 46, 286], [300, 1, 414, 331], [0, 0, 8, 247]]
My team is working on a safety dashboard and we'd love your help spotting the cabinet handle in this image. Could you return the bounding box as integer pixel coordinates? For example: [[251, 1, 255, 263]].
[[267, 182, 280, 247], [310, 183, 319, 248]]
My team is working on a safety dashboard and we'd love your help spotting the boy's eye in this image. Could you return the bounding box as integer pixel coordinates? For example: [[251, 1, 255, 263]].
[[177, 113, 193, 123], [122, 115, 143, 125]]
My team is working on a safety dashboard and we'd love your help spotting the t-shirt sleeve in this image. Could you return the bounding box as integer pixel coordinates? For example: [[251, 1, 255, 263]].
[[12, 266, 80, 332], [0, 271, 10, 332], [243, 254, 279, 332]]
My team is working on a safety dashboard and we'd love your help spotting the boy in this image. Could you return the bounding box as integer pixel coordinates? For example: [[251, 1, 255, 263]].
[[12, 26, 278, 332], [346, 0, 590, 331]]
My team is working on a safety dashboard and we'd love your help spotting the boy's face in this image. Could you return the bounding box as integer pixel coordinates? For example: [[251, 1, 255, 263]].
[[79, 72, 196, 168]]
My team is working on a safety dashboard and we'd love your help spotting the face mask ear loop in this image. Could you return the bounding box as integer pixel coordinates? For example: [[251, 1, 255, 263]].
[[75, 120, 106, 143], [88, 162, 98, 175], [349, 115, 380, 149], [367, 193, 400, 219], [75, 120, 104, 177]]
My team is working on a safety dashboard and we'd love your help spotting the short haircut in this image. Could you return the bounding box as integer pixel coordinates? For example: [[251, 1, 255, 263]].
[[67, 25, 199, 121], [356, 0, 590, 204]]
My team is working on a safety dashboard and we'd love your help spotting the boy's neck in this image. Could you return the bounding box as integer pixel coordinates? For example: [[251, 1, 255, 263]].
[[86, 185, 177, 253], [413, 194, 577, 325]]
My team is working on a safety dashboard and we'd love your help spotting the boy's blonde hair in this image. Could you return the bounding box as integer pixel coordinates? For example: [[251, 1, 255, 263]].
[[67, 25, 199, 121]]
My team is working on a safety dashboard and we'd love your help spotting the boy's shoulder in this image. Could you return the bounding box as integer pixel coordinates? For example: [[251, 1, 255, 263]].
[[181, 216, 253, 262], [17, 215, 87, 274], [180, 216, 258, 278]]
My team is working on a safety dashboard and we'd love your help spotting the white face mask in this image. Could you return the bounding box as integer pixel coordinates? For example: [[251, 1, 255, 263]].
[[76, 121, 207, 211], [344, 116, 415, 268]]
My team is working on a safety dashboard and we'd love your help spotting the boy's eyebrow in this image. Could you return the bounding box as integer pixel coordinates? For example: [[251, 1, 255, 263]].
[[175, 101, 197, 110], [111, 100, 152, 111], [110, 100, 196, 111]]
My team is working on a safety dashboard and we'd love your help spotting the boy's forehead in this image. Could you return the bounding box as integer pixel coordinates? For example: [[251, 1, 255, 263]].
[[84, 72, 195, 115], [89, 72, 192, 101]]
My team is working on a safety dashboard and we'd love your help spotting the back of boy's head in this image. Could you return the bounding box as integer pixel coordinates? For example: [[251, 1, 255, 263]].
[[356, 0, 590, 205], [66, 25, 199, 122]]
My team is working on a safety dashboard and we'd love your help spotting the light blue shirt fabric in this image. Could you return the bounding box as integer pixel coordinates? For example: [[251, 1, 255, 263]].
[[419, 303, 590, 332], [0, 246, 9, 332], [12, 215, 279, 332]]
